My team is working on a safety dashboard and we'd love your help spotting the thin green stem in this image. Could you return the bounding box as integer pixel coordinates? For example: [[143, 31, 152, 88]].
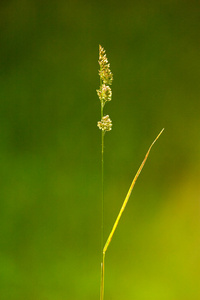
[[100, 130, 105, 300], [101, 103, 104, 251], [100, 70, 105, 299]]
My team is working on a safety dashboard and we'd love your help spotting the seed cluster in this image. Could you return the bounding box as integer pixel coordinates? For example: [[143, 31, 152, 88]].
[[97, 45, 113, 132], [97, 84, 112, 106], [98, 45, 113, 86], [97, 115, 112, 131]]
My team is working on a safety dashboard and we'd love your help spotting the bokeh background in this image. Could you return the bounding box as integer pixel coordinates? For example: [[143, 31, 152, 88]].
[[1, 0, 200, 299]]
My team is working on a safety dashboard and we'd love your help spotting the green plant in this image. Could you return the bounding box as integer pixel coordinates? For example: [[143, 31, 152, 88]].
[[97, 45, 164, 300]]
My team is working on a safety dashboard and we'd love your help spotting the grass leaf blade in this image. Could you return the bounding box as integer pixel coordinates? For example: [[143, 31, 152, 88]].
[[103, 128, 164, 254]]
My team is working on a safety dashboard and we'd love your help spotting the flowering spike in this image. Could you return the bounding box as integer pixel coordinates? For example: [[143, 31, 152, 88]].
[[97, 45, 113, 133]]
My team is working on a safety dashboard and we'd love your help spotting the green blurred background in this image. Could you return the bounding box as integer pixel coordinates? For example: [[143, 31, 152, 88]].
[[1, 0, 200, 299]]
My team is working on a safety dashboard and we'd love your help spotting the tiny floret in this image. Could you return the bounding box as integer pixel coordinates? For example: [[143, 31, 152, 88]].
[[97, 115, 112, 132]]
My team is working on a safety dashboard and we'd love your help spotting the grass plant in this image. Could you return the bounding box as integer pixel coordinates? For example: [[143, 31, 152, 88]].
[[97, 45, 164, 300]]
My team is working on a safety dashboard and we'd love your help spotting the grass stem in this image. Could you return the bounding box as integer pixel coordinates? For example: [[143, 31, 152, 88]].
[[101, 105, 104, 251]]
